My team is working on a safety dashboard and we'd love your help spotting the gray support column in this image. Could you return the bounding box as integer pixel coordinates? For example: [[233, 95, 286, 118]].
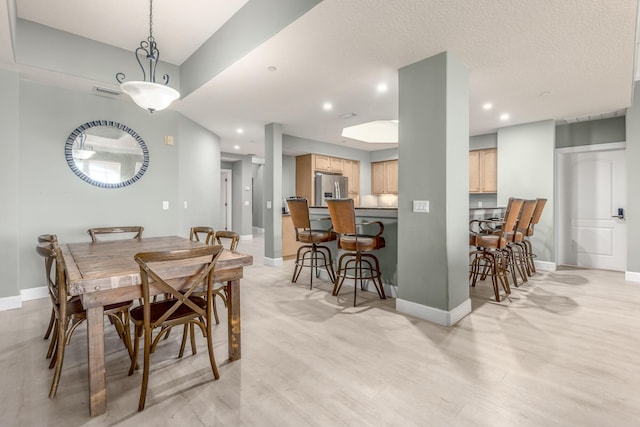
[[396, 52, 470, 326], [264, 123, 283, 265], [231, 154, 254, 238], [626, 81, 640, 279]]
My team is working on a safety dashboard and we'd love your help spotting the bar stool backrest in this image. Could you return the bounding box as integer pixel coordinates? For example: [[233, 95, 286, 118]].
[[287, 198, 311, 230], [500, 198, 524, 241], [326, 198, 356, 235], [513, 200, 537, 241], [527, 198, 548, 236]]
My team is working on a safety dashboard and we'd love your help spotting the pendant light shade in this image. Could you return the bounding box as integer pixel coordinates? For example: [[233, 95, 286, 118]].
[[116, 0, 179, 113]]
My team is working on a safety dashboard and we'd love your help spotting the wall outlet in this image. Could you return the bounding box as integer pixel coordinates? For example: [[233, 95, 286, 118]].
[[162, 201, 169, 210], [184, 201, 188, 209], [266, 201, 272, 209], [165, 136, 174, 145]]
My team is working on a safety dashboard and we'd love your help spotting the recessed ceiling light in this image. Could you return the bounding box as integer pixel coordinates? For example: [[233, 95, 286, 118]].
[[500, 113, 510, 121], [236, 128, 244, 134], [234, 145, 240, 150], [483, 102, 493, 110], [323, 102, 333, 111], [377, 83, 388, 93], [266, 66, 277, 71]]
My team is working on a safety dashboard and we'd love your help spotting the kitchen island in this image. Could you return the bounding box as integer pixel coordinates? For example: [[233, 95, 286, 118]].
[[308, 206, 398, 296]]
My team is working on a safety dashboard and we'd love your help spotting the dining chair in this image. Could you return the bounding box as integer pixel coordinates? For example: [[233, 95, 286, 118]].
[[128, 245, 224, 411], [326, 198, 386, 306], [37, 234, 58, 345], [286, 197, 337, 289], [190, 226, 215, 245], [215, 230, 240, 252], [87, 226, 144, 242], [469, 198, 524, 302], [37, 241, 133, 398]]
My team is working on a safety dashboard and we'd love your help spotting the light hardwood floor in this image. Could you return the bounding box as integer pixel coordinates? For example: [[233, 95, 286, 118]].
[[2, 232, 640, 426]]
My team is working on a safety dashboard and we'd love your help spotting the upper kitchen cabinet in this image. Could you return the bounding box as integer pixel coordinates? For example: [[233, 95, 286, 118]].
[[296, 154, 360, 206], [469, 148, 497, 193], [371, 160, 398, 195], [314, 155, 343, 173]]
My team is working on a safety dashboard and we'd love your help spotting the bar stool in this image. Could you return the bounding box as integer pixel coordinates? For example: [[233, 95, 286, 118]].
[[524, 198, 547, 274], [326, 198, 386, 307], [286, 197, 337, 288]]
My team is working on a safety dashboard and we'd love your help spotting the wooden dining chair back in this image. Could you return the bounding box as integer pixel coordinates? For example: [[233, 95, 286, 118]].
[[215, 230, 239, 252], [88, 226, 144, 242], [286, 197, 337, 288], [37, 241, 133, 398], [190, 226, 215, 245], [129, 245, 224, 411], [326, 198, 386, 306]]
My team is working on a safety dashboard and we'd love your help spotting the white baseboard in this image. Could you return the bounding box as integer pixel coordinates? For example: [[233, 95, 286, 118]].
[[264, 257, 283, 267], [396, 298, 472, 327], [239, 234, 253, 240], [0, 295, 22, 311], [534, 260, 556, 272], [21, 286, 49, 301], [625, 271, 640, 282]]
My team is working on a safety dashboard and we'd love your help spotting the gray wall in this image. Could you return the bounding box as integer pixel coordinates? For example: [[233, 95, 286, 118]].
[[497, 120, 555, 262], [556, 116, 625, 148], [0, 69, 19, 299], [9, 76, 221, 296], [626, 83, 640, 273], [252, 163, 264, 228]]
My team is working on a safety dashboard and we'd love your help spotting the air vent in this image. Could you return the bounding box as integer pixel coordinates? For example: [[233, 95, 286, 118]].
[[563, 109, 624, 124], [339, 113, 357, 119], [93, 86, 122, 97]]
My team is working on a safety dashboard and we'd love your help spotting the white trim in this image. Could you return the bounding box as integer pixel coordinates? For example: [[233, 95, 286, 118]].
[[252, 226, 265, 233], [396, 298, 472, 327], [240, 234, 253, 240], [625, 271, 640, 282], [264, 257, 283, 267], [0, 295, 22, 311], [21, 286, 49, 301], [534, 260, 557, 272]]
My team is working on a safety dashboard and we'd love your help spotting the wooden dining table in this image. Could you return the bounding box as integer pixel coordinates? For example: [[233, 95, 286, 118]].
[[60, 236, 253, 416]]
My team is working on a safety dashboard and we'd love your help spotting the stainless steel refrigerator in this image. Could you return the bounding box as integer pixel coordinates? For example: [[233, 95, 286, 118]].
[[314, 173, 348, 206]]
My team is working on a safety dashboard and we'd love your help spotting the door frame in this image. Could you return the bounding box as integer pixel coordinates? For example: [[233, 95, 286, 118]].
[[555, 141, 626, 268], [221, 169, 232, 231]]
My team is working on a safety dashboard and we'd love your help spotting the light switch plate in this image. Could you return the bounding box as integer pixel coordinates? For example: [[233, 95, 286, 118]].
[[266, 201, 272, 209], [413, 200, 429, 213], [162, 201, 169, 210]]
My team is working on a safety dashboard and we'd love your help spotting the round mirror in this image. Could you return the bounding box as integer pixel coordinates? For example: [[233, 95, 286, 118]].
[[65, 120, 149, 188]]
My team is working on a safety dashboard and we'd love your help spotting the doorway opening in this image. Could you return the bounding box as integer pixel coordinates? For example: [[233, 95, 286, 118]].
[[221, 169, 232, 231]]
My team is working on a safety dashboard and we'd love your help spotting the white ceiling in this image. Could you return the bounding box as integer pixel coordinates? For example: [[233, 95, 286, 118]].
[[3, 0, 639, 158]]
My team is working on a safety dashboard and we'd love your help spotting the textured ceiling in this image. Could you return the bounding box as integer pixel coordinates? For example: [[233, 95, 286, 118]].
[[3, 0, 639, 157]]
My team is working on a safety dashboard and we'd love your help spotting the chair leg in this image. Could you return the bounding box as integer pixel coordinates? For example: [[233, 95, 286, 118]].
[[138, 325, 152, 411], [43, 308, 55, 340], [205, 313, 220, 380], [363, 253, 385, 300], [212, 295, 220, 325], [129, 325, 142, 376], [46, 321, 58, 360], [178, 324, 189, 358], [49, 317, 67, 398]]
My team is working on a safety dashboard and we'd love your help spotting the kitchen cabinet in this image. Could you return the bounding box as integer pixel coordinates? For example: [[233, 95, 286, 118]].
[[282, 215, 303, 260], [314, 155, 343, 173], [469, 148, 497, 193], [296, 154, 360, 206], [371, 160, 398, 195]]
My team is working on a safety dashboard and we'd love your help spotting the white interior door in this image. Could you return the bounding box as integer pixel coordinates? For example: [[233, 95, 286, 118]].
[[221, 170, 232, 231], [558, 147, 626, 271]]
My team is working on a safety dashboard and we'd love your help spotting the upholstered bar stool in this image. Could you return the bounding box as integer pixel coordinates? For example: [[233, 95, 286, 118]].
[[286, 197, 337, 289], [469, 198, 524, 302], [524, 198, 547, 274], [326, 198, 386, 307]]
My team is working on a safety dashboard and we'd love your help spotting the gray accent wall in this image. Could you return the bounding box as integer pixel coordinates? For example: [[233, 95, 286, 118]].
[[556, 116, 625, 148], [626, 83, 640, 273], [8, 77, 221, 297], [497, 120, 555, 262]]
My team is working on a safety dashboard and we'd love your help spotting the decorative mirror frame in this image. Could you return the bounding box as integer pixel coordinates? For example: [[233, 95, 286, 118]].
[[65, 120, 150, 189]]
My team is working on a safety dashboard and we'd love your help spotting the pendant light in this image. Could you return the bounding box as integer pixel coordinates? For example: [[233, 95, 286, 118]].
[[116, 0, 179, 113]]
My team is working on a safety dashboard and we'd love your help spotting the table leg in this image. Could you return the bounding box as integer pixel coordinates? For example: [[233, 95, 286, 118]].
[[86, 306, 106, 416], [226, 279, 241, 360]]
